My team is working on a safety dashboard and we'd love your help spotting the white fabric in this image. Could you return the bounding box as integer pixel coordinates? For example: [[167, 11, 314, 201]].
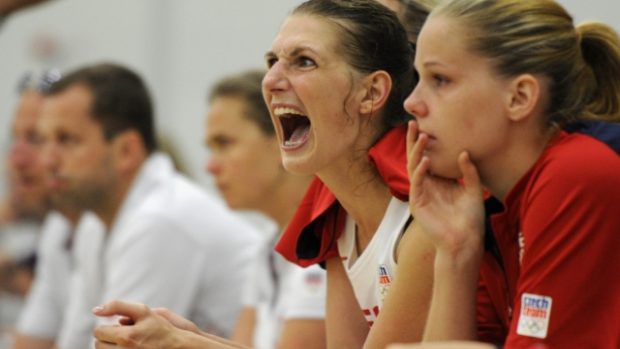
[[0, 219, 39, 337], [15, 211, 103, 340], [242, 234, 326, 349], [15, 212, 70, 339], [56, 153, 263, 349], [337, 197, 410, 326], [0, 220, 38, 261], [55, 213, 105, 349]]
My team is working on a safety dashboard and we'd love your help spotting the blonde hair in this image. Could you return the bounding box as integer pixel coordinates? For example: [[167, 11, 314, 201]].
[[434, 0, 620, 125]]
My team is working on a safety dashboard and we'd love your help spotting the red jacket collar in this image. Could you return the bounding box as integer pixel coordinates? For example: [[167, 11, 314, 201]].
[[275, 125, 410, 266]]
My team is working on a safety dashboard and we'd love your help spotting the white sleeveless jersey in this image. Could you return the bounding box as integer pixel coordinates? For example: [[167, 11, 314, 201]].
[[337, 197, 411, 327]]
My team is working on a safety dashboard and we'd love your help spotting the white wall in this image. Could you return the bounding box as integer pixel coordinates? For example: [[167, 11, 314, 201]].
[[0, 0, 618, 195], [561, 0, 619, 29], [0, 0, 303, 195]]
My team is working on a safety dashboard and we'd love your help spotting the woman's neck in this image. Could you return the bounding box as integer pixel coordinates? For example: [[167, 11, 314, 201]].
[[318, 156, 392, 252], [481, 124, 559, 201]]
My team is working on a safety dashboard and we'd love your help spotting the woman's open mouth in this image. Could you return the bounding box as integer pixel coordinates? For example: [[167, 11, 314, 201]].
[[274, 107, 311, 149]]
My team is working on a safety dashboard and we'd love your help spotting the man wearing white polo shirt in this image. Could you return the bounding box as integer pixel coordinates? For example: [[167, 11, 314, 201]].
[[36, 62, 261, 349]]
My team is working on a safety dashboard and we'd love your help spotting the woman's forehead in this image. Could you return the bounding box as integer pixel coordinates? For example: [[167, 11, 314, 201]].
[[271, 15, 342, 51]]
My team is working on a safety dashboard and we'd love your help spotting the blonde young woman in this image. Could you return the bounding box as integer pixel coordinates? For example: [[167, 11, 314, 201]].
[[406, 0, 620, 347]]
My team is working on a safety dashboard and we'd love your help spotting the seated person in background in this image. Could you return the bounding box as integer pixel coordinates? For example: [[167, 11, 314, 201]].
[[206, 70, 326, 349], [92, 69, 327, 349], [35, 62, 262, 349], [12, 211, 101, 349], [9, 71, 206, 349], [0, 72, 51, 345], [3, 70, 98, 349]]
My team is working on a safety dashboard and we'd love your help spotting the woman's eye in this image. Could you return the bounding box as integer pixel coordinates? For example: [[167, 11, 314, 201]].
[[217, 138, 235, 151], [297, 56, 316, 68], [433, 74, 450, 87]]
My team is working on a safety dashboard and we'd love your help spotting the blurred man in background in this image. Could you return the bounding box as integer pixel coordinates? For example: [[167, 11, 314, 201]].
[[34, 62, 261, 349], [0, 71, 59, 348]]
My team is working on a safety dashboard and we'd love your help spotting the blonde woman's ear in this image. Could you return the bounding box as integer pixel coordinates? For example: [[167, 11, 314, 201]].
[[506, 73, 541, 123]]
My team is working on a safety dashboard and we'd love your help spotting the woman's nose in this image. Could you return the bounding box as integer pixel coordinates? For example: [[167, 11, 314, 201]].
[[262, 61, 289, 93], [403, 85, 428, 119]]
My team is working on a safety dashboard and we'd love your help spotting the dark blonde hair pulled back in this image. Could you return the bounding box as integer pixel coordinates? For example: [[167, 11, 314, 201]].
[[434, 0, 620, 125]]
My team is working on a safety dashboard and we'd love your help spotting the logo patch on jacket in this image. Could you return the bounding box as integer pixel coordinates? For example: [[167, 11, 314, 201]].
[[378, 264, 392, 301], [517, 293, 553, 339]]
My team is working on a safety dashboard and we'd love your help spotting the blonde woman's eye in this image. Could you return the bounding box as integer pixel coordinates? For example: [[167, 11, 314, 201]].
[[433, 74, 450, 87]]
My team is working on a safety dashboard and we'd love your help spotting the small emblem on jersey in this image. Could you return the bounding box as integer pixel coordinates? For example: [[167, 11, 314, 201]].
[[378, 264, 393, 301], [517, 293, 553, 339]]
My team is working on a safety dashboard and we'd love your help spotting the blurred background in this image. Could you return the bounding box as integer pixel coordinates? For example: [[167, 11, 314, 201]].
[[1, 0, 618, 198], [0, 0, 304, 197]]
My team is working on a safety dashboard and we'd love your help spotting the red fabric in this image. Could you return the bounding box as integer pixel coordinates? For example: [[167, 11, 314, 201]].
[[481, 132, 620, 348], [368, 126, 410, 201], [476, 252, 511, 344], [275, 125, 410, 266]]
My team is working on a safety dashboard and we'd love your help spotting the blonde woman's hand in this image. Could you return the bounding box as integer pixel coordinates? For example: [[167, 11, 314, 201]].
[[406, 121, 486, 257]]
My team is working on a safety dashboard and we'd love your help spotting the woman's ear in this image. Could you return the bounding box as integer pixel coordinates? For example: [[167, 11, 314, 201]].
[[359, 70, 392, 115], [507, 74, 541, 122]]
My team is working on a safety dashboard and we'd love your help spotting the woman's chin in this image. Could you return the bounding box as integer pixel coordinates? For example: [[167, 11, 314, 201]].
[[282, 159, 314, 176], [429, 163, 462, 180]]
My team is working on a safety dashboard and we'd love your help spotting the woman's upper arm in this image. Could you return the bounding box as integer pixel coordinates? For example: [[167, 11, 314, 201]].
[[364, 222, 435, 349], [325, 257, 369, 349]]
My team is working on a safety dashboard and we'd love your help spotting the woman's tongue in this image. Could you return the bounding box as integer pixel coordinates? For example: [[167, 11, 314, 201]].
[[284, 124, 310, 147]]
